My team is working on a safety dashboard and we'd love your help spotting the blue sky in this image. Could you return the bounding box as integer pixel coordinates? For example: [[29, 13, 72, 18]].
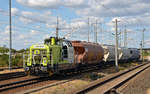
[[0, 0, 150, 49]]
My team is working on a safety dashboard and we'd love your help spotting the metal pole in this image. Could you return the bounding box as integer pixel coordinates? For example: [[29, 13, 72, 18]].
[[100, 23, 103, 45], [88, 17, 90, 42], [140, 41, 143, 62], [9, 0, 12, 70], [93, 22, 96, 43], [94, 24, 96, 43], [124, 26, 127, 48], [142, 28, 145, 62], [56, 16, 59, 39], [96, 20, 98, 43], [119, 29, 121, 47], [115, 19, 119, 71], [142, 28, 145, 48], [92, 20, 101, 43]]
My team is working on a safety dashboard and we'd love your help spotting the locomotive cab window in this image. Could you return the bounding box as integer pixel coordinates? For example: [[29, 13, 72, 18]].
[[62, 42, 68, 58], [130, 50, 133, 54]]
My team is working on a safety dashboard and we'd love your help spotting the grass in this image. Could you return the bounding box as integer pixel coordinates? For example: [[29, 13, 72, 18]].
[[143, 52, 150, 56], [0, 54, 23, 67]]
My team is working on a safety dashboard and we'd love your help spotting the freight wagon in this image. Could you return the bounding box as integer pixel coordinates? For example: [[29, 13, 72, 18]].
[[23, 37, 140, 76]]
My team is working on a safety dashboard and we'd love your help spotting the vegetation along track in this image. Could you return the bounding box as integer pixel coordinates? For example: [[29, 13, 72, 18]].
[[72, 62, 150, 94]]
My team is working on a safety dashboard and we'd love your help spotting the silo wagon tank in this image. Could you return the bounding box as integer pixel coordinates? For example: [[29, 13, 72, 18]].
[[119, 47, 132, 62], [102, 45, 115, 62], [128, 48, 140, 61], [72, 41, 104, 66]]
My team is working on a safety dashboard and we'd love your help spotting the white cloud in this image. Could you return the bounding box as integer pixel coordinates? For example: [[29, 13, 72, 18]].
[[16, 0, 150, 27], [107, 15, 150, 29], [16, 0, 88, 9], [18, 10, 68, 29], [75, 0, 150, 17], [11, 8, 19, 16], [63, 0, 88, 8], [30, 30, 39, 35], [15, 0, 150, 18], [145, 39, 150, 45], [19, 11, 36, 24], [2, 0, 150, 49], [16, 0, 62, 9], [19, 17, 33, 24]]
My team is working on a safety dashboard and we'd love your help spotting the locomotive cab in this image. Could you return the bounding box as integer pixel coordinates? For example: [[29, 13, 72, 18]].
[[61, 40, 74, 64], [45, 37, 74, 64]]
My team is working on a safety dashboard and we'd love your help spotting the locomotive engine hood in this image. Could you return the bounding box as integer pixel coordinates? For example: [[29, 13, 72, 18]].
[[27, 44, 50, 67]]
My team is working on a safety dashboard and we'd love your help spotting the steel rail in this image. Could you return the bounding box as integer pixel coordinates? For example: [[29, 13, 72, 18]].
[[71, 62, 150, 94]]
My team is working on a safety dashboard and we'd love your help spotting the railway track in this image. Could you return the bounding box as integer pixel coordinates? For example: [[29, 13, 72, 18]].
[[0, 70, 82, 94], [0, 72, 26, 81], [71, 62, 150, 94], [0, 62, 144, 94], [18, 64, 102, 94], [0, 63, 102, 94], [0, 76, 52, 94], [0, 73, 82, 94], [0, 67, 23, 71]]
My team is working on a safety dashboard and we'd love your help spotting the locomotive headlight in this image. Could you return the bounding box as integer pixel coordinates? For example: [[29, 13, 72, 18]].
[[42, 57, 47, 66], [34, 50, 40, 55], [27, 58, 32, 66]]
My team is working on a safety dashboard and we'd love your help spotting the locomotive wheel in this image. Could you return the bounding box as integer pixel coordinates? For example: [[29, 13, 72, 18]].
[[49, 71, 53, 77], [25, 71, 31, 76]]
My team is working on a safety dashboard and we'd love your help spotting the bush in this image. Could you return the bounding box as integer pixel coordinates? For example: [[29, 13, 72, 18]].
[[0, 54, 23, 67], [143, 52, 150, 56], [12, 55, 23, 67], [89, 72, 105, 81], [0, 54, 9, 67]]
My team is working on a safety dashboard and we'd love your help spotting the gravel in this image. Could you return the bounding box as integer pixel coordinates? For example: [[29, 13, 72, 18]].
[[121, 66, 150, 94]]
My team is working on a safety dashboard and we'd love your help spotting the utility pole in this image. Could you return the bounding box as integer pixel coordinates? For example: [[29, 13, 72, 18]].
[[140, 41, 143, 62], [142, 28, 145, 62], [100, 23, 103, 45], [88, 17, 90, 42], [119, 29, 121, 47], [142, 28, 145, 48], [124, 26, 127, 48], [113, 19, 120, 72], [56, 16, 59, 39], [95, 20, 98, 43], [9, 0, 12, 70], [92, 20, 101, 43]]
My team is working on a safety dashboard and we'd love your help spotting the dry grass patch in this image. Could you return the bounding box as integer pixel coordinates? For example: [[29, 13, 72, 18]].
[[31, 80, 89, 94], [0, 69, 24, 74]]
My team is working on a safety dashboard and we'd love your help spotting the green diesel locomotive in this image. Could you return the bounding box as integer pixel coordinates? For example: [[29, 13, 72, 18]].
[[23, 37, 75, 76]]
